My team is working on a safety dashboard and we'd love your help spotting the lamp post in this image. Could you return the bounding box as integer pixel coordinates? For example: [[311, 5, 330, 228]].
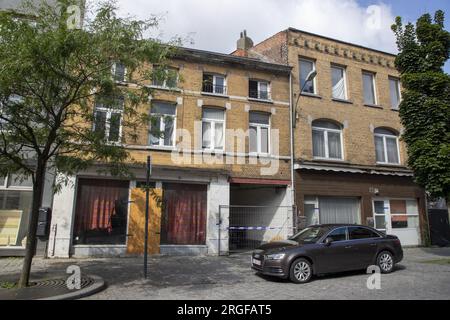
[[289, 69, 317, 226]]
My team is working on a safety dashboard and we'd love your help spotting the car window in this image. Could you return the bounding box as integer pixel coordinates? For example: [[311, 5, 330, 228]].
[[325, 227, 347, 242], [349, 227, 380, 240], [290, 226, 328, 244]]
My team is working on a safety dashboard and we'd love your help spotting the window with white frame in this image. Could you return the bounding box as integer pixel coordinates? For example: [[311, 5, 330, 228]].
[[152, 66, 178, 89], [389, 77, 401, 110], [299, 58, 316, 94], [249, 112, 270, 155], [202, 107, 225, 151], [93, 96, 124, 143], [312, 120, 343, 160], [249, 79, 271, 100], [362, 71, 377, 105], [202, 73, 226, 95], [149, 101, 176, 147], [331, 65, 347, 100], [374, 128, 400, 164], [112, 62, 126, 82]]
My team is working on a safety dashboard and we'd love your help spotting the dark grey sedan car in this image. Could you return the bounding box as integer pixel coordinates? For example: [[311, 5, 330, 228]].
[[251, 224, 403, 283]]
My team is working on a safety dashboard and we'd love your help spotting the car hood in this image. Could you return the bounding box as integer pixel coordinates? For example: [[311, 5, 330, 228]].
[[257, 240, 300, 253]]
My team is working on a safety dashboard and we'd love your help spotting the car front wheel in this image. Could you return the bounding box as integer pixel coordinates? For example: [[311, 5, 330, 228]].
[[289, 258, 313, 284], [377, 251, 394, 273]]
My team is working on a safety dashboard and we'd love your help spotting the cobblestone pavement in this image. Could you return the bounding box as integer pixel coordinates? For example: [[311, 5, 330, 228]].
[[1, 247, 449, 300]]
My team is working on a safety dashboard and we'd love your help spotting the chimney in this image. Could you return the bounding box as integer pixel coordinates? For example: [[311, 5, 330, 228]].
[[236, 30, 254, 52]]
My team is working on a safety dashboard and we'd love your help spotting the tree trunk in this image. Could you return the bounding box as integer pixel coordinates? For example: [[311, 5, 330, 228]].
[[18, 160, 46, 288]]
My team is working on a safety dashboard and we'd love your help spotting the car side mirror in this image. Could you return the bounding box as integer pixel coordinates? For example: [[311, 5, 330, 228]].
[[324, 237, 333, 246]]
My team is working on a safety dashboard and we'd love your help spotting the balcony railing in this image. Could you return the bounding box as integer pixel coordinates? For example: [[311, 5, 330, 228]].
[[202, 83, 227, 95], [249, 90, 270, 100]]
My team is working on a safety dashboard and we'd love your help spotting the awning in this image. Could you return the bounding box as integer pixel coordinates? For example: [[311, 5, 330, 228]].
[[294, 163, 414, 177]]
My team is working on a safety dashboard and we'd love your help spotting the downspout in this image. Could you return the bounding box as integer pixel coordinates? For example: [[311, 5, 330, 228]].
[[289, 72, 296, 211]]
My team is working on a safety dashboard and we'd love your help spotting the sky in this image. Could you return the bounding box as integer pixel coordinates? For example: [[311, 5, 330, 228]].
[[106, 0, 450, 73]]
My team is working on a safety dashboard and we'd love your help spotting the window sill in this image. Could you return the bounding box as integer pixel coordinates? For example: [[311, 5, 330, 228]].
[[391, 108, 399, 112], [312, 158, 348, 164], [364, 103, 383, 109], [201, 92, 229, 99], [375, 163, 406, 168], [201, 149, 226, 155], [332, 98, 353, 104], [300, 92, 322, 99], [247, 97, 274, 104], [249, 153, 272, 158], [148, 145, 177, 152], [148, 85, 181, 92]]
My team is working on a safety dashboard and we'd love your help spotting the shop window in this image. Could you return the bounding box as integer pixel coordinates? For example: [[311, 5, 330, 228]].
[[73, 179, 130, 245]]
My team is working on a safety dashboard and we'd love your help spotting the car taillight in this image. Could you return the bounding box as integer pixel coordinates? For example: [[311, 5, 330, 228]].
[[394, 238, 401, 245]]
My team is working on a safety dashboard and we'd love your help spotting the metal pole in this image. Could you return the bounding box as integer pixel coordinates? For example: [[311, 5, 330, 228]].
[[144, 155, 151, 279]]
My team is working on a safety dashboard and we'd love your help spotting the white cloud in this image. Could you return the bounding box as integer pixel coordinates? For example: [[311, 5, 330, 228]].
[[103, 0, 398, 54]]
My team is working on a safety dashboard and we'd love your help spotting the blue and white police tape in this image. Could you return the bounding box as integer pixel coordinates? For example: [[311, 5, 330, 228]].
[[228, 226, 284, 230]]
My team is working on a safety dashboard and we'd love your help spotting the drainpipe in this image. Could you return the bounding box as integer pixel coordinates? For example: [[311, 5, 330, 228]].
[[289, 73, 296, 210]]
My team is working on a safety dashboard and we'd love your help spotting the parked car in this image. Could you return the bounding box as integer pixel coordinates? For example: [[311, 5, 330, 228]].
[[251, 224, 403, 283]]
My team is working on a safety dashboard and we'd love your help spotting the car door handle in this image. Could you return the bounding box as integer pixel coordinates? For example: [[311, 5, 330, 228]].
[[345, 246, 353, 249], [369, 243, 377, 246]]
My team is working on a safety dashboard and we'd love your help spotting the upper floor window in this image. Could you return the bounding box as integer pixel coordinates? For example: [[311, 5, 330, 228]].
[[112, 62, 126, 82], [149, 102, 176, 147], [152, 66, 178, 89], [0, 174, 33, 189], [389, 77, 401, 110], [202, 73, 226, 95], [299, 58, 316, 94], [249, 112, 270, 155], [249, 79, 271, 100], [93, 96, 124, 143], [202, 107, 225, 151], [362, 71, 377, 105], [374, 128, 400, 164], [312, 120, 343, 160], [331, 65, 347, 100]]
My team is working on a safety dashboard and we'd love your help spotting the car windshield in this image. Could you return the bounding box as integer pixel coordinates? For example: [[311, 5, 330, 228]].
[[289, 226, 328, 244]]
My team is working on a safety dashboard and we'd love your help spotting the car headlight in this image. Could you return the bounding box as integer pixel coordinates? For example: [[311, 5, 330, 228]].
[[265, 253, 286, 260]]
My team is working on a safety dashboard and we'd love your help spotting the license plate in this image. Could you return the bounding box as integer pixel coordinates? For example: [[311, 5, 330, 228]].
[[252, 258, 262, 266]]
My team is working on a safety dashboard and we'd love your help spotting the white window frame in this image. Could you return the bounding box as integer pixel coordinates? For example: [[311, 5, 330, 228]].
[[299, 58, 317, 94], [389, 77, 402, 110], [202, 108, 225, 151], [112, 62, 127, 83], [249, 79, 271, 101], [0, 174, 33, 191], [151, 66, 179, 89], [374, 131, 401, 165], [362, 71, 377, 105], [312, 125, 344, 160], [331, 64, 348, 100], [149, 104, 177, 148], [249, 114, 271, 156], [372, 198, 420, 233], [203, 73, 227, 95], [93, 101, 123, 144]]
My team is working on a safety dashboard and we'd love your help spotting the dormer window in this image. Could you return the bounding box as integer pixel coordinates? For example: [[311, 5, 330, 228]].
[[249, 80, 271, 100], [202, 74, 226, 95]]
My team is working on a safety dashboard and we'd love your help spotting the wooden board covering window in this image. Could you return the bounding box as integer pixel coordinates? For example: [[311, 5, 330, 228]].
[[126, 188, 162, 255]]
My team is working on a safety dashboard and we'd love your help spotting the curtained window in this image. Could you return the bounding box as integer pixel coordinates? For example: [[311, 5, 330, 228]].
[[374, 128, 400, 164], [312, 120, 343, 160], [249, 112, 270, 155], [202, 107, 225, 151], [73, 179, 130, 245], [318, 197, 360, 224], [149, 102, 176, 147], [331, 65, 347, 100], [363, 71, 377, 105], [160, 183, 207, 245], [389, 77, 401, 109], [300, 58, 316, 94]]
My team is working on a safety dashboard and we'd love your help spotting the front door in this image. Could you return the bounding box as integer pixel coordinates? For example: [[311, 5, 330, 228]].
[[126, 187, 163, 255], [373, 199, 421, 246], [315, 227, 355, 273]]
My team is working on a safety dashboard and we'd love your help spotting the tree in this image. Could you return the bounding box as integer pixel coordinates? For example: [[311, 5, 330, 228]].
[[0, 0, 178, 287], [391, 11, 450, 213]]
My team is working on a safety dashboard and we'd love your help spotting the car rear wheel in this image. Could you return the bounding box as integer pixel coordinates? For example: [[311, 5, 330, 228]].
[[377, 251, 394, 273], [289, 258, 313, 284]]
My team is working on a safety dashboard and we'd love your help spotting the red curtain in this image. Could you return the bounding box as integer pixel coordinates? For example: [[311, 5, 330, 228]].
[[74, 179, 129, 235], [162, 183, 207, 245]]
